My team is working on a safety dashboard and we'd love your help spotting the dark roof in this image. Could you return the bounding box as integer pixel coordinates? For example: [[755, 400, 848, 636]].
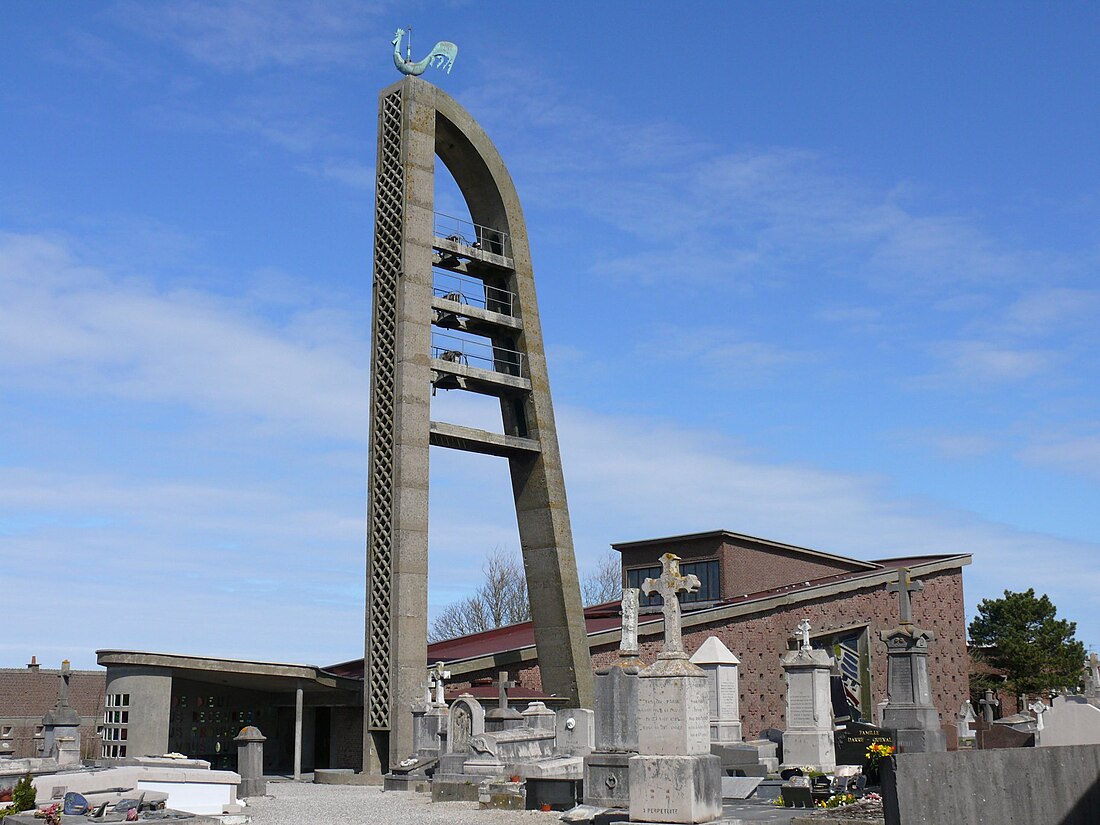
[[611, 529, 879, 571], [0, 668, 105, 718]]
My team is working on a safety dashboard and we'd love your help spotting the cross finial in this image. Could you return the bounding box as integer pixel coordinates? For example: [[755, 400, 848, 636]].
[[57, 660, 72, 708], [619, 588, 640, 658], [886, 567, 923, 625], [641, 553, 701, 657], [796, 618, 812, 650], [495, 670, 517, 711]]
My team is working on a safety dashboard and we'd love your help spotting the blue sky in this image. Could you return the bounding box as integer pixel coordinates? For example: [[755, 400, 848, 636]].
[[2, 2, 1098, 669]]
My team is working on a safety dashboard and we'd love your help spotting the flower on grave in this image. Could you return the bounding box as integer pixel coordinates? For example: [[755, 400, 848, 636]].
[[865, 741, 896, 767], [817, 793, 857, 809]]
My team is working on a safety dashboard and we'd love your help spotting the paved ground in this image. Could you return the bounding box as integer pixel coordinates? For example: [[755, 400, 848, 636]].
[[245, 780, 811, 825]]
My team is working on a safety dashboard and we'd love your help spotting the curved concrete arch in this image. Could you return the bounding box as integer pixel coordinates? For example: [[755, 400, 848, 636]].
[[364, 76, 593, 774]]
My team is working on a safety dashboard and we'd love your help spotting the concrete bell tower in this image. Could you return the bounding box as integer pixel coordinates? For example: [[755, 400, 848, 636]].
[[364, 75, 593, 774]]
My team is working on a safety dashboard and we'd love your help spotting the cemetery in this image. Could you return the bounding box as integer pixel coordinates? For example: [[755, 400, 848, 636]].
[[4, 19, 1100, 825]]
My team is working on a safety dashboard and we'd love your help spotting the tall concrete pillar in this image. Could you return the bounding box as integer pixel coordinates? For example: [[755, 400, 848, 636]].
[[364, 75, 593, 775]]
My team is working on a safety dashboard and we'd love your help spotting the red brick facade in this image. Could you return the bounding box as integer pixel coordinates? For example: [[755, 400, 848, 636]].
[[452, 566, 968, 738], [0, 666, 105, 759]]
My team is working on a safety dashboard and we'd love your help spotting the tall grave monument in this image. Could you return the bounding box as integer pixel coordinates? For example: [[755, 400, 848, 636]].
[[780, 620, 836, 771], [629, 554, 722, 824], [880, 568, 946, 752], [364, 44, 593, 773]]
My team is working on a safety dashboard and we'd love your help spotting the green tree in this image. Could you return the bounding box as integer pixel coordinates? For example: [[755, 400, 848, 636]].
[[968, 588, 1085, 695]]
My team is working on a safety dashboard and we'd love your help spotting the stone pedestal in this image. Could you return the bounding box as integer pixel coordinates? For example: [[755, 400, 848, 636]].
[[234, 726, 267, 798], [628, 658, 722, 824], [413, 704, 448, 754], [880, 625, 946, 754], [780, 646, 836, 771], [690, 636, 743, 744], [522, 702, 557, 732], [584, 663, 640, 808]]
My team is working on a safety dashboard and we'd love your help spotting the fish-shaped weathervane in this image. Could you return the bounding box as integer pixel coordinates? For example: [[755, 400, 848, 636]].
[[392, 27, 457, 76]]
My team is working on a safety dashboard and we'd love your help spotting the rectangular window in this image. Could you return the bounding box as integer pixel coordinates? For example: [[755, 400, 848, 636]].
[[1, 726, 11, 738], [626, 559, 721, 606]]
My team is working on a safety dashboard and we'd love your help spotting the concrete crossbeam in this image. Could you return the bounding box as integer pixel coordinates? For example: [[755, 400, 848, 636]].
[[429, 421, 541, 458]]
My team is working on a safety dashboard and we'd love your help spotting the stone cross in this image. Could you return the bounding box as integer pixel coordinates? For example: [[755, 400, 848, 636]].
[[429, 661, 451, 706], [886, 567, 923, 625], [980, 689, 999, 723], [796, 619, 812, 651], [57, 660, 72, 709], [495, 671, 517, 711], [619, 588, 640, 658], [641, 553, 701, 656]]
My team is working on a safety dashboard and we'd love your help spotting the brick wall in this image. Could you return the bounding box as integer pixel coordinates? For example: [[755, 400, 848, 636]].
[[468, 568, 968, 737], [0, 668, 105, 759]]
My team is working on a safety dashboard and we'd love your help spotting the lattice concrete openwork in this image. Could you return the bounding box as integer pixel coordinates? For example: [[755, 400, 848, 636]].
[[364, 76, 594, 774]]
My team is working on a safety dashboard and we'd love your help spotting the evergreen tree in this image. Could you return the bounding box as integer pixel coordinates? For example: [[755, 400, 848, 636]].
[[968, 588, 1085, 695]]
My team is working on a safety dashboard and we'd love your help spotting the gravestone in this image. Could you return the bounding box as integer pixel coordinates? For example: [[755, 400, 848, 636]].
[[975, 718, 1034, 749], [834, 720, 896, 769], [980, 689, 999, 723], [432, 694, 488, 802], [42, 661, 81, 767], [556, 709, 595, 756], [1035, 694, 1100, 747], [880, 568, 946, 753], [1085, 652, 1100, 704], [485, 671, 523, 732], [628, 554, 722, 824], [689, 636, 742, 745], [780, 620, 836, 771], [584, 588, 642, 809]]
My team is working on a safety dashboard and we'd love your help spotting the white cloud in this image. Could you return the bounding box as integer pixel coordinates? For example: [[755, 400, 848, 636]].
[[1019, 434, 1100, 483], [111, 0, 386, 73], [0, 232, 368, 439]]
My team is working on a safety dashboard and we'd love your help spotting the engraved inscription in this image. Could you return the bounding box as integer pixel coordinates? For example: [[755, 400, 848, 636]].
[[638, 679, 710, 754], [891, 661, 914, 703], [717, 676, 739, 718], [788, 694, 815, 727]]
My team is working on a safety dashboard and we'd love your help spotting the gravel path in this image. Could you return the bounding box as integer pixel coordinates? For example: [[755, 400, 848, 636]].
[[246, 781, 563, 825]]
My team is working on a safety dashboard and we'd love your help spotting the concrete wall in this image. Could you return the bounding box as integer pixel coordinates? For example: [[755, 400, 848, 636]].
[[105, 667, 172, 759], [884, 745, 1100, 825]]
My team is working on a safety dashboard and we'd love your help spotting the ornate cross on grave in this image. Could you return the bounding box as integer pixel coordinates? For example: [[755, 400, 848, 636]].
[[641, 552, 701, 657], [886, 567, 923, 625], [619, 588, 640, 658], [429, 661, 451, 706], [495, 671, 516, 712], [796, 619, 813, 651], [979, 688, 999, 723]]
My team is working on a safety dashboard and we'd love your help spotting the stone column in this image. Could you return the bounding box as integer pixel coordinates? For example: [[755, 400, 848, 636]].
[[234, 726, 267, 798], [780, 625, 836, 771], [293, 685, 304, 780]]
